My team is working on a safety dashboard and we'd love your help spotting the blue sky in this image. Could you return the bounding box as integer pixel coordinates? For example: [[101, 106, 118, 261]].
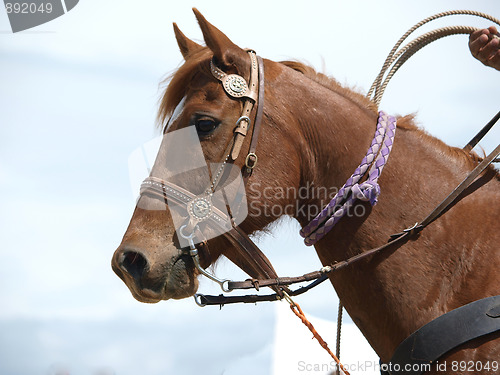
[[1, 1, 499, 374]]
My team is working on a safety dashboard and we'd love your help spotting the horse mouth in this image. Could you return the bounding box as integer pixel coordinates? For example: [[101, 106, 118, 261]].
[[112, 252, 199, 303]]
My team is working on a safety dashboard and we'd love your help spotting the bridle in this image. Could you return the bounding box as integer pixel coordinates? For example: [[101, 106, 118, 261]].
[[139, 49, 500, 308], [140, 50, 290, 301]]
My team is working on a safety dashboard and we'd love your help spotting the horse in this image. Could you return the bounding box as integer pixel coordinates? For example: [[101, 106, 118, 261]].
[[112, 9, 500, 374]]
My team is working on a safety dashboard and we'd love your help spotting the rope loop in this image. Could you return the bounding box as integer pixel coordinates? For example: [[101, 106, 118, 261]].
[[367, 10, 500, 106]]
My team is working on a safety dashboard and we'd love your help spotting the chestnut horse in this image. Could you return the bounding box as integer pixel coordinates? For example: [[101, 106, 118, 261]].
[[112, 9, 500, 373]]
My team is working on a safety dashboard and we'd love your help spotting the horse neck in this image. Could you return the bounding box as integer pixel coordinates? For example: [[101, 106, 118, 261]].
[[272, 66, 498, 361], [269, 67, 381, 222]]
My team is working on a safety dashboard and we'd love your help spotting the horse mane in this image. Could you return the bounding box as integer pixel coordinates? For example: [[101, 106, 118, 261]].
[[279, 60, 379, 114], [157, 49, 379, 127], [396, 115, 499, 178], [280, 61, 497, 176], [157, 49, 498, 178]]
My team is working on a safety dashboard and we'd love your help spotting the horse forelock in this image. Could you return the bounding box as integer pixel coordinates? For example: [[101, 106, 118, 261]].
[[157, 47, 213, 128]]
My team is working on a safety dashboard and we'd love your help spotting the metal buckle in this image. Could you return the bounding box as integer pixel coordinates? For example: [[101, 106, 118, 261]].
[[194, 293, 207, 307], [281, 291, 297, 307], [403, 222, 421, 236], [235, 115, 251, 129], [245, 152, 258, 169]]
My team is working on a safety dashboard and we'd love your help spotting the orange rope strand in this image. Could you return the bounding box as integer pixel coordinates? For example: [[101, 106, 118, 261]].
[[289, 301, 351, 375]]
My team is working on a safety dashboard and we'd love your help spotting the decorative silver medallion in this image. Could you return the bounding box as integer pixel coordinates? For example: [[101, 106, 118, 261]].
[[188, 196, 213, 221], [223, 74, 248, 97]]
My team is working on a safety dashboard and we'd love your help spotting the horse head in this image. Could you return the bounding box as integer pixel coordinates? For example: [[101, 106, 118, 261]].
[[112, 9, 303, 303]]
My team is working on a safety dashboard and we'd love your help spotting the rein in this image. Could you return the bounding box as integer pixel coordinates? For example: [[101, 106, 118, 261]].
[[194, 132, 500, 306]]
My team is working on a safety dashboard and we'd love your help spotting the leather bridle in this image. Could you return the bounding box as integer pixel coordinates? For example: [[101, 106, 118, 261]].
[[139, 49, 500, 308], [140, 50, 291, 301]]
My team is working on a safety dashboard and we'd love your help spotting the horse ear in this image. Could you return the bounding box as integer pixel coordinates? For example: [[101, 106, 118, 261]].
[[173, 23, 203, 59], [192, 8, 249, 73]]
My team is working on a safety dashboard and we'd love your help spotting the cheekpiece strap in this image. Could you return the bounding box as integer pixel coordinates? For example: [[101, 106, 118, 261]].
[[210, 50, 260, 161]]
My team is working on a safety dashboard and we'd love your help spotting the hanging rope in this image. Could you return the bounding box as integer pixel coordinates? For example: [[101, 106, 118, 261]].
[[368, 10, 500, 106], [336, 301, 343, 375], [283, 293, 351, 375]]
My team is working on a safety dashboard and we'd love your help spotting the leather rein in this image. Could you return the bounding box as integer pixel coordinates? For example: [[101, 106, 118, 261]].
[[140, 50, 500, 308]]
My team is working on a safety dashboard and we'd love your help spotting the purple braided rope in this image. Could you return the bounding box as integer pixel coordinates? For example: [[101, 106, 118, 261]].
[[299, 112, 388, 238], [300, 111, 397, 246]]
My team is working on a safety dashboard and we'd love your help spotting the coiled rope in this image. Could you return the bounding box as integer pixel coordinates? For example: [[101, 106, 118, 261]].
[[368, 10, 500, 106]]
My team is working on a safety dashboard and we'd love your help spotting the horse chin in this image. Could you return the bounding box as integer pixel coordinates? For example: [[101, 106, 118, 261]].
[[165, 254, 200, 300], [129, 279, 199, 304]]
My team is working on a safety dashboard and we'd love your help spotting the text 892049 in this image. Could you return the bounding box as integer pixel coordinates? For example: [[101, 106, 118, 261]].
[[5, 2, 53, 14]]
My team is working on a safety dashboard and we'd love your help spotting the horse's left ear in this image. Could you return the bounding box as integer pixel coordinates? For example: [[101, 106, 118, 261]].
[[193, 8, 250, 74], [173, 23, 203, 59]]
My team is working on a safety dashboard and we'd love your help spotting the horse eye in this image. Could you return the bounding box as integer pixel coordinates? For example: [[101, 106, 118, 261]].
[[195, 116, 219, 135]]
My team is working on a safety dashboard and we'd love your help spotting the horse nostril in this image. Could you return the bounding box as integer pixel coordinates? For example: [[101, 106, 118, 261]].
[[120, 251, 148, 281]]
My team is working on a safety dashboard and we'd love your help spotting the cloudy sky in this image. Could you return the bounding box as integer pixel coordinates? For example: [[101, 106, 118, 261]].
[[1, 1, 499, 374]]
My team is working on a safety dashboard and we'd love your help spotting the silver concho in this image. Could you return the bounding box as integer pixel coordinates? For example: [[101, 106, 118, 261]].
[[223, 74, 248, 98], [188, 196, 212, 221]]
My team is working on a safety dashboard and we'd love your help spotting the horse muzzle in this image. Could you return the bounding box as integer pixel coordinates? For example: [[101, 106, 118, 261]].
[[112, 245, 199, 303]]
